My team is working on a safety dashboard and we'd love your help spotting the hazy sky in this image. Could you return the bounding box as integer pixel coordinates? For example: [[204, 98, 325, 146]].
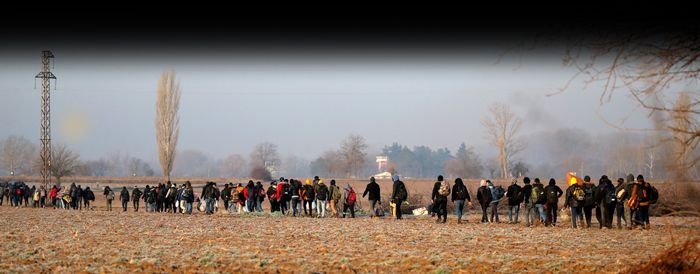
[[0, 33, 652, 164]]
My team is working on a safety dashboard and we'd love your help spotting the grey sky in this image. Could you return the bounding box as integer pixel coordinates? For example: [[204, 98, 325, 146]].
[[0, 42, 651, 164]]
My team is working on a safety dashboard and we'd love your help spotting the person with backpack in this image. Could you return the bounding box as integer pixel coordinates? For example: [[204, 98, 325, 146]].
[[581, 176, 597, 228], [132, 186, 142, 212], [634, 175, 654, 229], [31, 186, 38, 208], [342, 183, 357, 218], [276, 179, 288, 215], [431, 175, 450, 223], [202, 182, 215, 215], [620, 174, 635, 229], [267, 182, 279, 213], [301, 179, 315, 217], [49, 185, 58, 209], [315, 180, 328, 218], [564, 178, 585, 229], [84, 187, 94, 210], [182, 181, 194, 214], [451, 178, 472, 224], [221, 183, 231, 212], [521, 177, 533, 226], [476, 180, 492, 224], [489, 181, 504, 223], [120, 186, 130, 212], [596, 176, 615, 229], [166, 182, 178, 213], [530, 178, 547, 225], [255, 181, 265, 212], [328, 180, 342, 218], [104, 186, 114, 211], [544, 178, 563, 227], [243, 181, 255, 213], [613, 178, 625, 229], [230, 183, 241, 213], [362, 177, 381, 218], [506, 178, 523, 224], [146, 185, 155, 212], [290, 180, 301, 217], [391, 175, 407, 220]]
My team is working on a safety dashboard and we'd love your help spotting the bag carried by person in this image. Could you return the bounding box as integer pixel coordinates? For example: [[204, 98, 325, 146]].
[[531, 185, 546, 204], [648, 185, 659, 205], [454, 184, 468, 200], [438, 181, 451, 196], [572, 187, 585, 202], [346, 188, 356, 205], [546, 187, 559, 204], [106, 191, 115, 200]]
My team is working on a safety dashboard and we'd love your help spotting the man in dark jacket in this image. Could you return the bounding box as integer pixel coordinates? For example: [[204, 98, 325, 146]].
[[83, 187, 95, 210], [132, 186, 142, 212], [390, 175, 407, 220], [362, 177, 381, 217], [506, 178, 522, 224], [476, 180, 492, 224], [522, 177, 534, 227], [595, 176, 614, 229], [564, 178, 585, 229], [75, 185, 84, 210], [544, 178, 563, 226], [120, 186, 130, 211], [431, 175, 449, 223], [581, 176, 598, 228], [202, 182, 216, 215], [451, 178, 472, 224], [531, 178, 547, 225]]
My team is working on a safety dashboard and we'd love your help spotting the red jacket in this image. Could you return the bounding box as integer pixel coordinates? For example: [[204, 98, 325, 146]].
[[276, 182, 285, 199], [49, 187, 58, 198], [243, 188, 249, 200]]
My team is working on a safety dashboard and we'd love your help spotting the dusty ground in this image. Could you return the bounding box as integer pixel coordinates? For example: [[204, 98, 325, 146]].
[[0, 206, 698, 273]]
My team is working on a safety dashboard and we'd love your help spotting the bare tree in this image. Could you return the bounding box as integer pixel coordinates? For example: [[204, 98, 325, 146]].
[[221, 154, 247, 178], [173, 150, 212, 177], [0, 135, 37, 176], [669, 92, 693, 180], [155, 70, 181, 181], [48, 144, 80, 187], [445, 142, 482, 178], [558, 30, 700, 169], [481, 102, 525, 179], [340, 134, 368, 178], [250, 142, 280, 169]]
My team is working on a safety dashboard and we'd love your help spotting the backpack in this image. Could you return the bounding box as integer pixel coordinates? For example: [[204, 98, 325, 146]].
[[572, 187, 585, 202], [107, 191, 115, 200], [317, 185, 328, 200], [454, 184, 468, 200], [508, 185, 522, 204], [648, 185, 659, 204], [438, 181, 451, 196], [546, 187, 559, 204], [182, 189, 192, 199], [479, 187, 492, 204], [87, 191, 95, 201], [331, 186, 341, 201], [396, 182, 407, 201], [492, 186, 505, 201], [605, 187, 617, 205], [531, 185, 546, 204], [282, 184, 290, 196], [583, 185, 595, 207], [346, 188, 356, 205]]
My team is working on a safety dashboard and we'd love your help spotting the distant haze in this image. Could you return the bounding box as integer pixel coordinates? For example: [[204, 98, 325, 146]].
[[0, 33, 652, 171]]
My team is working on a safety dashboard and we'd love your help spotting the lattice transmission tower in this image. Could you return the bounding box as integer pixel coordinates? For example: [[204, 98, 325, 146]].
[[35, 50, 57, 188]]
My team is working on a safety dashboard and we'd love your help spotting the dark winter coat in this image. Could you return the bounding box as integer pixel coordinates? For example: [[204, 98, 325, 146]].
[[362, 180, 381, 201]]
